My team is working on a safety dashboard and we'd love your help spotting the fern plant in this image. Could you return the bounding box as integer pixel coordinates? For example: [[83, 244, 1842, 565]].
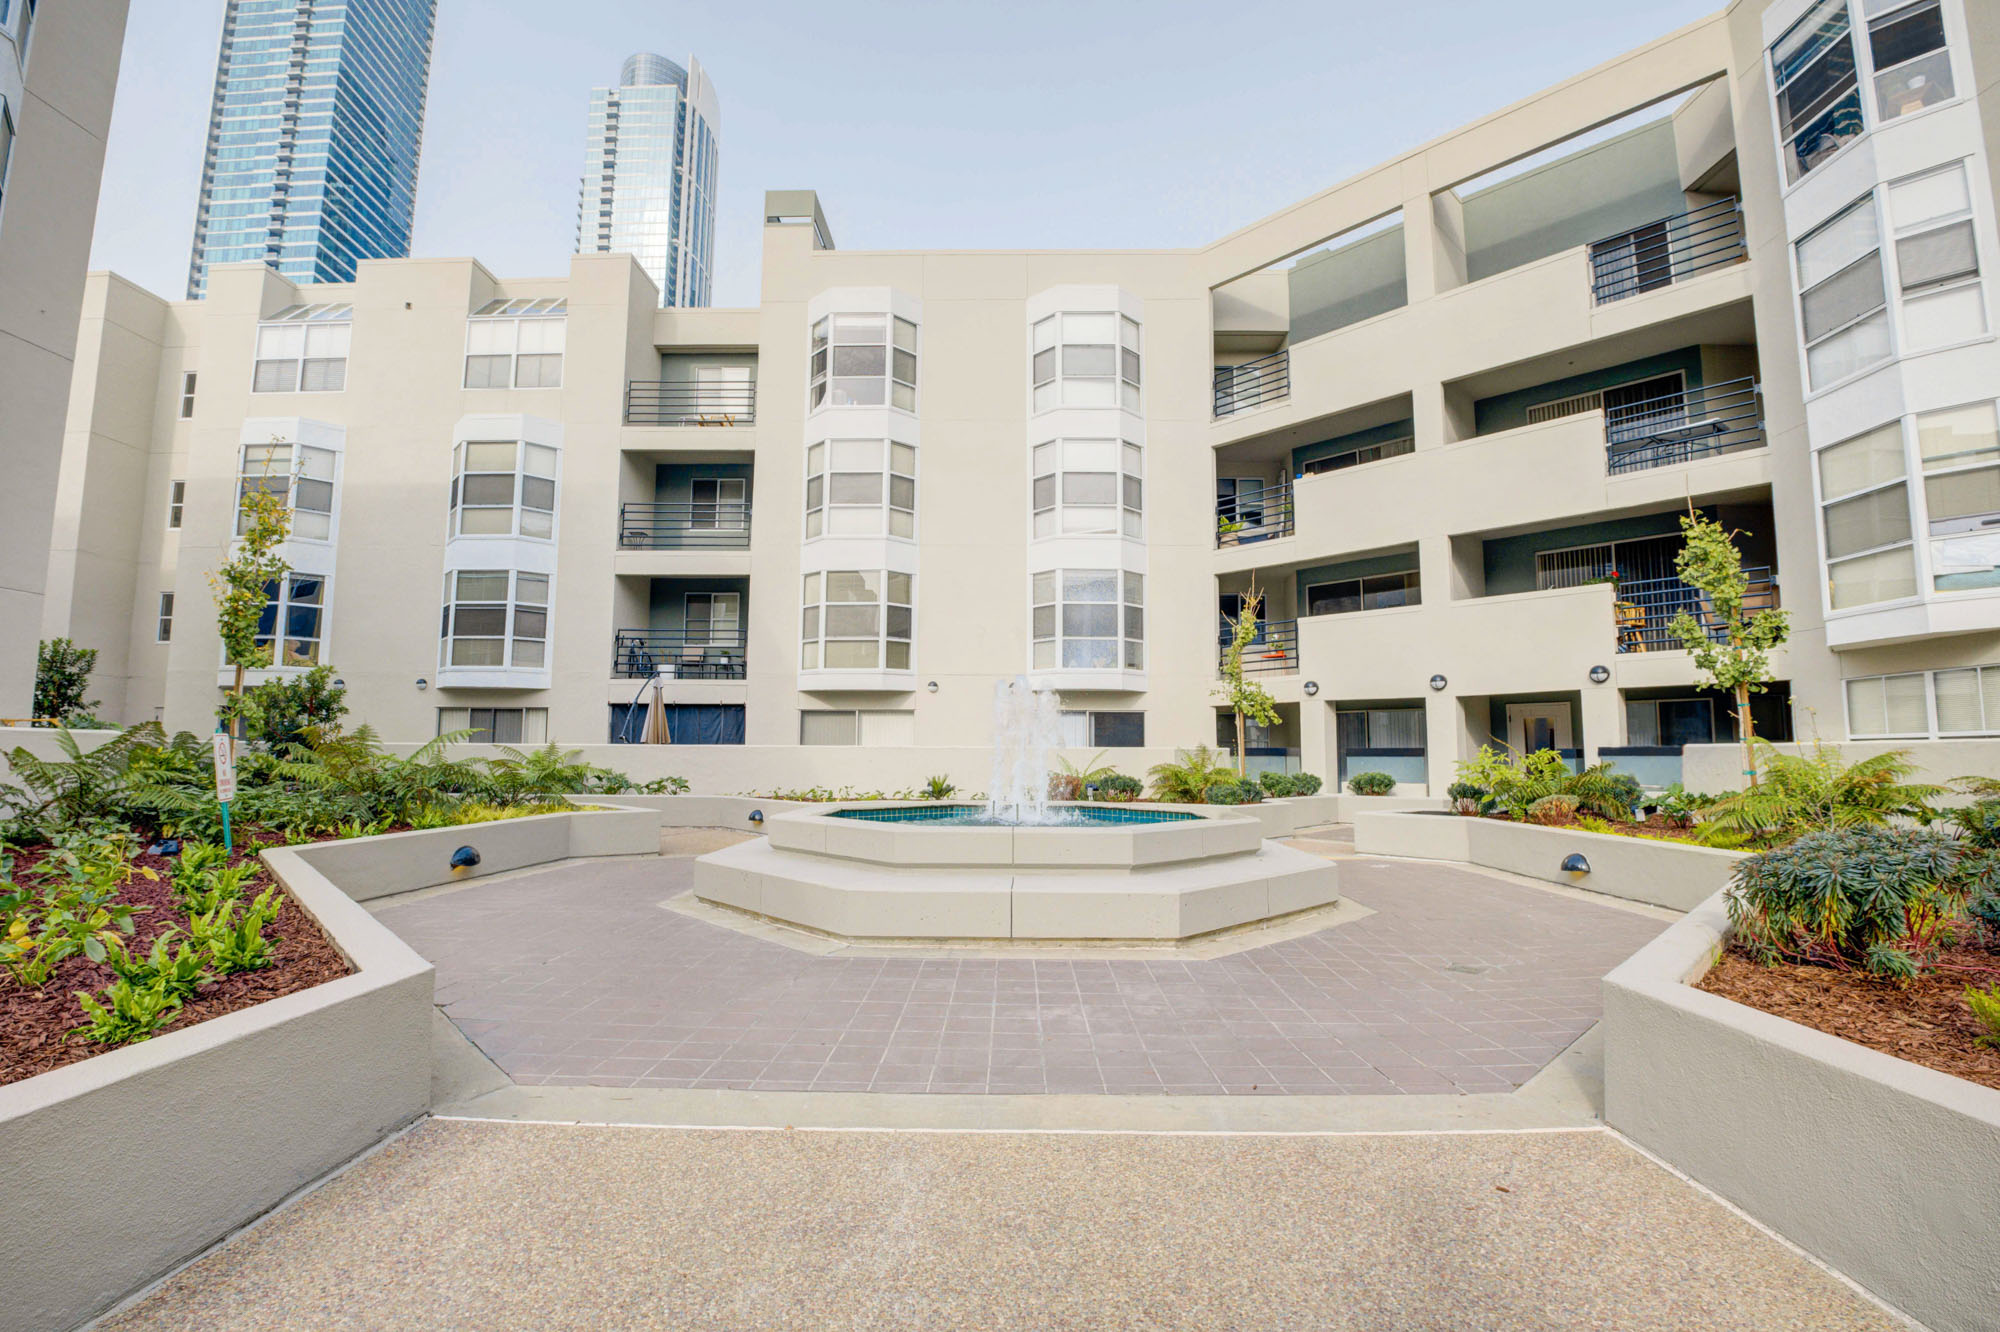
[[1147, 746, 1236, 804], [1699, 740, 1942, 843], [2, 722, 168, 831]]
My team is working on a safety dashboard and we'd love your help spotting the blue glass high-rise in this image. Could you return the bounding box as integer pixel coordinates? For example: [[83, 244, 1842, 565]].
[[186, 0, 436, 299], [577, 53, 720, 308]]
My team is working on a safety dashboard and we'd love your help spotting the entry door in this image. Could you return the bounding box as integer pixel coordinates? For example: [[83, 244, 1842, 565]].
[[695, 364, 751, 417], [1506, 701, 1574, 754]]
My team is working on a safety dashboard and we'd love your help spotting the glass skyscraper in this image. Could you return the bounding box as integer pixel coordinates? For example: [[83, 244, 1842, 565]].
[[577, 53, 720, 308], [186, 0, 437, 299]]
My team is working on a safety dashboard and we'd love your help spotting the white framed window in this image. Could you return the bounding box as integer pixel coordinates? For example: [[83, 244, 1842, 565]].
[[1771, 0, 1864, 184], [1033, 569, 1142, 671], [1797, 195, 1891, 389], [685, 591, 741, 646], [256, 574, 326, 667], [1867, 0, 1953, 122], [1032, 312, 1141, 412], [437, 707, 549, 744], [1887, 163, 1985, 351], [1845, 670, 1934, 736], [1305, 570, 1420, 616], [440, 569, 548, 669], [236, 440, 336, 541], [156, 593, 174, 644], [167, 480, 185, 530], [1918, 400, 2000, 592], [252, 304, 352, 393], [1817, 420, 1917, 608], [450, 440, 558, 539], [805, 439, 916, 538], [1058, 710, 1145, 748], [1032, 439, 1142, 538], [809, 313, 916, 411], [689, 477, 748, 531], [800, 709, 915, 746], [179, 372, 197, 419], [801, 570, 911, 671], [465, 298, 567, 389]]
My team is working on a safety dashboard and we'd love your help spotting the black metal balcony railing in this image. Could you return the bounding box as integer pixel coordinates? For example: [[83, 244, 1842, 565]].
[[1213, 350, 1290, 418], [1217, 481, 1294, 547], [1217, 618, 1300, 675], [617, 501, 752, 549], [625, 380, 757, 427], [1604, 377, 1765, 475], [611, 629, 748, 679], [1588, 196, 1746, 305], [1614, 567, 1778, 654]]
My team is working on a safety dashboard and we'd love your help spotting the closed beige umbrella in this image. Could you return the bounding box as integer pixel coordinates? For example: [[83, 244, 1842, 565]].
[[644, 673, 673, 745]]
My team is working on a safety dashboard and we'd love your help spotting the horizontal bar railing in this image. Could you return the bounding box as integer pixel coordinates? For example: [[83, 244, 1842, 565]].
[[1604, 377, 1764, 475], [625, 380, 757, 426], [611, 629, 748, 679], [1589, 196, 1746, 305], [1217, 481, 1294, 547], [1614, 566, 1778, 654], [618, 501, 752, 549], [1217, 618, 1300, 675], [1213, 350, 1290, 418]]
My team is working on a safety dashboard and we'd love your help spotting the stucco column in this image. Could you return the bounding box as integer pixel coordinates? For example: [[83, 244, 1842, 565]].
[[1580, 681, 1624, 766], [1424, 691, 1465, 795], [1401, 174, 1468, 304], [1300, 696, 1334, 788]]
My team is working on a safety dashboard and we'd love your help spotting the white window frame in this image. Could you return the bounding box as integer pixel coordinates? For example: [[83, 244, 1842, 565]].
[[799, 709, 916, 746], [252, 306, 352, 394], [236, 440, 338, 543], [800, 570, 913, 672], [464, 298, 568, 390], [1815, 418, 1918, 612], [1304, 569, 1422, 617], [156, 592, 174, 644], [1058, 709, 1147, 748], [1032, 439, 1142, 539], [179, 372, 197, 419], [439, 569, 550, 671], [1031, 312, 1141, 413], [1865, 0, 1957, 126], [1032, 568, 1143, 672], [1885, 161, 1988, 354], [809, 313, 917, 412], [685, 591, 741, 647], [436, 707, 549, 744], [255, 573, 328, 668], [1917, 398, 2000, 595], [167, 480, 185, 530], [804, 438, 916, 540], [450, 439, 559, 541], [1793, 193, 1894, 393]]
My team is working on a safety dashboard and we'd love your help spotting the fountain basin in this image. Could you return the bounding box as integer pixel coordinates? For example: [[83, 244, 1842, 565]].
[[693, 803, 1339, 942]]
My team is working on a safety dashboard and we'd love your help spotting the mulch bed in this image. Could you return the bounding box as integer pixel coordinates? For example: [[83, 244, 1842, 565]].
[[1478, 811, 1710, 843], [1698, 942, 2000, 1092], [0, 841, 351, 1088]]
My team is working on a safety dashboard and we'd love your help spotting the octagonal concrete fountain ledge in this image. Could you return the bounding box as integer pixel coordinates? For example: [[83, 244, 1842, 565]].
[[693, 803, 1339, 942]]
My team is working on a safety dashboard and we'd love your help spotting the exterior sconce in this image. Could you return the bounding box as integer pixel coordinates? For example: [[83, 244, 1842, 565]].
[[748, 809, 765, 825], [1429, 675, 1448, 691], [1560, 853, 1590, 875], [927, 681, 939, 693], [415, 677, 430, 691], [450, 845, 481, 872], [1588, 664, 1611, 684], [1302, 681, 1320, 696]]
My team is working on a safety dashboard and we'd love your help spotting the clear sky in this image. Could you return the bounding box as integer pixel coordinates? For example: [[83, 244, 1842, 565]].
[[89, 0, 1721, 307]]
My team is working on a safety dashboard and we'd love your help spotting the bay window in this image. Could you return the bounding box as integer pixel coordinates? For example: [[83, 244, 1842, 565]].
[[256, 574, 325, 667], [805, 439, 916, 538], [464, 299, 567, 389], [1032, 439, 1142, 538], [810, 313, 917, 411], [1772, 0, 1864, 183], [1033, 569, 1142, 670], [237, 440, 336, 540], [1797, 196, 1891, 389], [1031, 313, 1141, 412], [1888, 163, 1984, 351], [1868, 0, 1952, 122], [1817, 421, 1916, 607], [801, 570, 912, 670], [451, 440, 558, 538], [439, 569, 548, 668], [1919, 401, 2000, 590], [253, 304, 351, 393]]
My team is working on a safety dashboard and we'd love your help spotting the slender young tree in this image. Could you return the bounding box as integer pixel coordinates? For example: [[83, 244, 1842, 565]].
[[1214, 582, 1282, 777], [1665, 510, 1789, 787], [209, 454, 293, 753]]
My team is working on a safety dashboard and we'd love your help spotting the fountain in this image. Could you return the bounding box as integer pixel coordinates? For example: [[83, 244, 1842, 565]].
[[987, 677, 1065, 824]]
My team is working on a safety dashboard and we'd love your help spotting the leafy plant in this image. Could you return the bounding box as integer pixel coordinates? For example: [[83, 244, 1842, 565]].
[[919, 775, 957, 801], [1699, 741, 1943, 844], [1093, 773, 1142, 802], [1649, 783, 1715, 829], [1050, 751, 1118, 801], [103, 929, 212, 1003], [0, 835, 149, 985], [1347, 771, 1397, 796], [1727, 826, 1967, 977], [1664, 511, 1791, 787], [211, 454, 294, 736], [1207, 779, 1264, 805], [74, 976, 181, 1045], [1213, 584, 1282, 777], [1965, 984, 2000, 1049], [1446, 781, 1485, 816], [1950, 798, 2000, 850], [1290, 773, 1323, 796], [2, 723, 168, 832], [33, 638, 99, 726], [1257, 771, 1290, 796], [1147, 746, 1236, 804], [245, 664, 348, 748], [1527, 794, 1579, 825], [192, 887, 281, 975]]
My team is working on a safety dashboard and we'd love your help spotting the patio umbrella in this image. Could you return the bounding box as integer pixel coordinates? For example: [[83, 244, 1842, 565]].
[[644, 673, 673, 745]]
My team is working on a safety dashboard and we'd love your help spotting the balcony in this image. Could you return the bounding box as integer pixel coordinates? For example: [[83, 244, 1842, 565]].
[[1614, 567, 1778, 654], [1588, 196, 1746, 306], [611, 629, 747, 680], [1216, 481, 1294, 548], [1214, 351, 1289, 419], [1604, 377, 1764, 475], [618, 501, 751, 549], [1217, 618, 1299, 676], [625, 380, 757, 427]]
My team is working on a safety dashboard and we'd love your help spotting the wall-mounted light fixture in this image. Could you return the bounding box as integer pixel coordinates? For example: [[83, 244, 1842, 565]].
[[415, 677, 430, 691], [1588, 664, 1610, 684], [748, 809, 765, 825], [1429, 675, 1448, 692], [927, 681, 939, 693], [450, 845, 481, 872], [1560, 853, 1590, 875], [1302, 680, 1320, 696]]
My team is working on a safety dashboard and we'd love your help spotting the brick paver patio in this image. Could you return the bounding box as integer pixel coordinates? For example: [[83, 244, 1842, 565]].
[[379, 854, 1666, 1096]]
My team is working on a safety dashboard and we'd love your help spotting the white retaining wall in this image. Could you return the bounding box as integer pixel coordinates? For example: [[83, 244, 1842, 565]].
[[290, 805, 659, 903]]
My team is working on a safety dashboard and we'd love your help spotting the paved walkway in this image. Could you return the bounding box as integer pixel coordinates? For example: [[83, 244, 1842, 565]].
[[98, 1119, 1900, 1331], [379, 855, 1667, 1097]]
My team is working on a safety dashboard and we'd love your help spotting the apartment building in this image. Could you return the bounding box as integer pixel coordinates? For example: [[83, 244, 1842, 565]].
[[0, 0, 129, 717], [39, 0, 2000, 792]]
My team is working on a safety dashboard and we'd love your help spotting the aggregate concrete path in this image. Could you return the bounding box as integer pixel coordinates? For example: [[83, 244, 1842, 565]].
[[379, 854, 1667, 1097], [96, 1119, 1902, 1331]]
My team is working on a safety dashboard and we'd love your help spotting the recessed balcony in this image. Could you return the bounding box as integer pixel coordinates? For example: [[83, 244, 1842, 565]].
[[617, 500, 750, 549], [611, 628, 747, 681], [1213, 350, 1289, 419], [1587, 196, 1747, 306], [624, 379, 756, 427]]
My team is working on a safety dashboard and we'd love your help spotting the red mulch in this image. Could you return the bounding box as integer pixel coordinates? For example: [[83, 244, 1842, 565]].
[[1697, 941, 2000, 1092], [0, 841, 351, 1087]]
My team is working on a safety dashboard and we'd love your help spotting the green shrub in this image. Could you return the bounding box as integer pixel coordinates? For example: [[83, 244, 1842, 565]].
[[103, 929, 211, 1003], [1347, 771, 1397, 796], [1094, 773, 1142, 802], [921, 775, 956, 800], [1650, 783, 1715, 829], [1950, 798, 2000, 849], [1727, 826, 1967, 977], [1291, 773, 1323, 796], [1257, 771, 1289, 796], [1207, 780, 1264, 805], [73, 976, 180, 1044], [1527, 794, 1579, 825], [1147, 747, 1235, 804], [1446, 781, 1485, 815], [1700, 741, 1943, 842], [245, 664, 347, 748], [191, 886, 281, 975], [33, 638, 99, 726], [1967, 984, 2000, 1049]]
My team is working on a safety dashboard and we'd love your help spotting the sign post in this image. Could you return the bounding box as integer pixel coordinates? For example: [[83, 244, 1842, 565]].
[[212, 728, 237, 852]]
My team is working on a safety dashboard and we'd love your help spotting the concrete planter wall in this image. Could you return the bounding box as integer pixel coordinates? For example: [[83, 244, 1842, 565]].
[[597, 793, 1351, 839], [0, 844, 433, 1332], [1604, 890, 2000, 1332], [1350, 811, 1744, 912], [293, 804, 658, 903]]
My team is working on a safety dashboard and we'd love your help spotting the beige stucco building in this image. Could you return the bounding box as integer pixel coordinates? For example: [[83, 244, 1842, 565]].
[[0, 0, 128, 718], [38, 0, 2000, 793]]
